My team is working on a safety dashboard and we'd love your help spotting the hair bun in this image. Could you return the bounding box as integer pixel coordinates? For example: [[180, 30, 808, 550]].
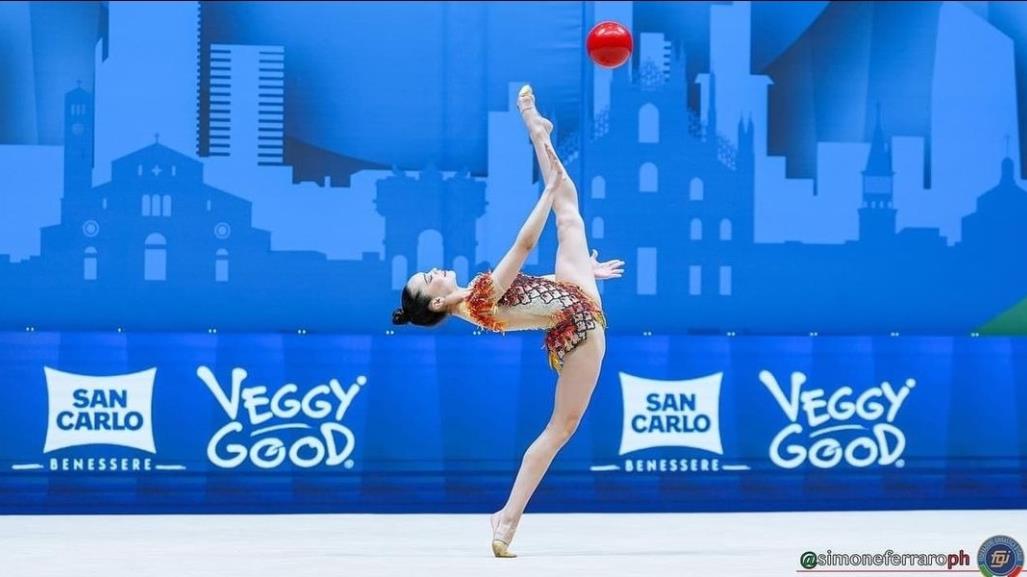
[[391, 307, 410, 325]]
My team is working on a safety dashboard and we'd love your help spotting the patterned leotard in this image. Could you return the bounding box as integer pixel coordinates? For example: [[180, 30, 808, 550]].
[[465, 272, 607, 372]]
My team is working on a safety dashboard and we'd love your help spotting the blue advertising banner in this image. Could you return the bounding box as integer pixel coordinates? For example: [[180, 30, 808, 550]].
[[0, 332, 1024, 514]]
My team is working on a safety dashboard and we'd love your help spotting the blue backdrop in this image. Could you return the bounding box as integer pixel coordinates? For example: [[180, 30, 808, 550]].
[[1, 332, 1024, 513], [4, 1, 1027, 334]]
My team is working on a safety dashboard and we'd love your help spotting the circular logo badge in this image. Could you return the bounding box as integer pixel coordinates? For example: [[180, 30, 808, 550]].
[[978, 535, 1024, 577], [800, 551, 818, 570], [82, 220, 100, 238], [213, 222, 231, 240]]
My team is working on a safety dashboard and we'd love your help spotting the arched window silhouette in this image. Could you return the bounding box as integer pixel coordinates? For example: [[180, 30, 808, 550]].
[[640, 163, 658, 192], [417, 229, 443, 273], [84, 247, 97, 281], [151, 195, 162, 216], [690, 218, 702, 240], [144, 233, 166, 281], [391, 255, 408, 290], [162, 195, 172, 217], [592, 217, 605, 239], [639, 103, 659, 143], [591, 175, 606, 199], [690, 177, 704, 201], [215, 249, 229, 282], [453, 256, 469, 285], [720, 218, 732, 241], [142, 194, 151, 216]]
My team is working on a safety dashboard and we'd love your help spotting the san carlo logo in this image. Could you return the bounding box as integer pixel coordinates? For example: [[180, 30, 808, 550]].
[[590, 369, 919, 474], [978, 536, 1024, 577], [589, 371, 751, 474], [759, 370, 915, 469], [10, 367, 185, 473], [197, 366, 365, 469]]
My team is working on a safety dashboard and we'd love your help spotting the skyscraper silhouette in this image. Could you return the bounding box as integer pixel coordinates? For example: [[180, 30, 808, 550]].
[[206, 45, 285, 166]]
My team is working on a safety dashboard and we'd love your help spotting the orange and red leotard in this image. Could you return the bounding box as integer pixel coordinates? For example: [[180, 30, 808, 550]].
[[465, 272, 606, 372]]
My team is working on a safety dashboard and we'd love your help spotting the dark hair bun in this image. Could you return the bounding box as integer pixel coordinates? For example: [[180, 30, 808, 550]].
[[391, 307, 410, 325]]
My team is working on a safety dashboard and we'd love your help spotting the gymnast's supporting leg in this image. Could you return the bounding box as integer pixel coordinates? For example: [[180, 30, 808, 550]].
[[491, 332, 605, 557]]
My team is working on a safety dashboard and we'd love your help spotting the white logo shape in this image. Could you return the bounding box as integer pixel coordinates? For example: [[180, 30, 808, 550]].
[[197, 366, 363, 469], [618, 371, 724, 456], [43, 367, 157, 454], [758, 370, 913, 469]]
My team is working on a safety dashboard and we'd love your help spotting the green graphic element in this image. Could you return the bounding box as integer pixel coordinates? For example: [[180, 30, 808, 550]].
[[801, 551, 818, 569], [982, 298, 1027, 334]]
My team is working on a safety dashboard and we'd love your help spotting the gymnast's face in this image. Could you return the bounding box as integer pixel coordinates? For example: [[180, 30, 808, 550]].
[[407, 268, 457, 304]]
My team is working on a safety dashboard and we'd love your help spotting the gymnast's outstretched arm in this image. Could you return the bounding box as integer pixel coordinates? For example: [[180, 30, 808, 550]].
[[490, 185, 556, 296]]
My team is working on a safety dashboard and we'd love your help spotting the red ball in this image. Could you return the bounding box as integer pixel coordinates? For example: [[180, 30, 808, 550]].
[[587, 21, 633, 69]]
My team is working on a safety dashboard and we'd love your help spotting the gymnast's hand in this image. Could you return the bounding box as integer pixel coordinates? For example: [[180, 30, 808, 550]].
[[591, 250, 624, 280]]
